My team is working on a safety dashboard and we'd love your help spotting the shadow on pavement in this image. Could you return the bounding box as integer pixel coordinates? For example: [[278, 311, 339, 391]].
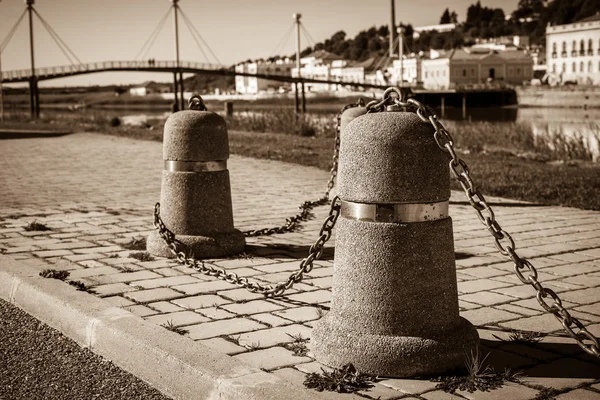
[[0, 129, 74, 139]]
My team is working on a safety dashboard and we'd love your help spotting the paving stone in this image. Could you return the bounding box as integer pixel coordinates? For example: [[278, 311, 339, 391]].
[[273, 306, 321, 322], [92, 270, 162, 285], [461, 307, 521, 326], [173, 279, 236, 295], [125, 304, 157, 317], [197, 306, 236, 320], [124, 288, 182, 303], [232, 346, 311, 371], [102, 296, 135, 308], [457, 279, 513, 294], [460, 292, 516, 306], [378, 377, 439, 394], [420, 390, 467, 400], [68, 266, 122, 279], [145, 311, 209, 327], [250, 312, 293, 327], [145, 301, 184, 314], [556, 389, 600, 399], [33, 249, 73, 258], [198, 337, 246, 355], [286, 289, 331, 304], [272, 368, 366, 400], [494, 304, 544, 316], [357, 382, 408, 400], [458, 382, 539, 400], [575, 303, 600, 316], [130, 275, 201, 289], [92, 283, 138, 297], [499, 313, 564, 333], [236, 324, 311, 349], [186, 318, 266, 340], [561, 288, 600, 305], [521, 357, 600, 390], [221, 299, 284, 315], [171, 294, 230, 309]]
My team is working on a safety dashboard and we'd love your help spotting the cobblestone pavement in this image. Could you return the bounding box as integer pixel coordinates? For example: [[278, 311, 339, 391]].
[[1, 132, 600, 400]]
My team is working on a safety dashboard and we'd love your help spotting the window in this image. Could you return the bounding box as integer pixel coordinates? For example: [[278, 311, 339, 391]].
[[562, 41, 567, 57], [552, 42, 557, 58], [572, 40, 577, 56], [572, 62, 576, 72], [471, 68, 475, 76], [516, 68, 521, 76], [552, 64, 556, 73], [580, 61, 584, 72], [462, 69, 467, 77], [508, 67, 513, 76], [580, 39, 585, 56], [589, 39, 594, 55]]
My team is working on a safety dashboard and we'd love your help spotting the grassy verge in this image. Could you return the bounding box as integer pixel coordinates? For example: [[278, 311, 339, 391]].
[[1, 110, 599, 210]]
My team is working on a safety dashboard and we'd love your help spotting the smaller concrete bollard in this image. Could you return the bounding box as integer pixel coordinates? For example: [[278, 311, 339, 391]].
[[147, 95, 245, 258]]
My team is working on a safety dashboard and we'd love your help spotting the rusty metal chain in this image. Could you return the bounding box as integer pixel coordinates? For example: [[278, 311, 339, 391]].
[[242, 99, 362, 237], [366, 87, 599, 358], [153, 198, 341, 297]]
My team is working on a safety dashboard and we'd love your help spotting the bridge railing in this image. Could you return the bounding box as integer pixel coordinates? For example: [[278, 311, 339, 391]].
[[2, 60, 226, 81]]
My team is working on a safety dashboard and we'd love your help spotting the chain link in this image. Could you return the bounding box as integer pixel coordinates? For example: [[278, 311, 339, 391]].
[[153, 198, 341, 297], [365, 92, 599, 358]]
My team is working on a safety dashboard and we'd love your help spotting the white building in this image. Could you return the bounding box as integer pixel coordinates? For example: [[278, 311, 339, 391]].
[[421, 48, 533, 90], [235, 59, 294, 94], [412, 23, 456, 39], [546, 13, 600, 85], [291, 50, 368, 92], [387, 57, 422, 86]]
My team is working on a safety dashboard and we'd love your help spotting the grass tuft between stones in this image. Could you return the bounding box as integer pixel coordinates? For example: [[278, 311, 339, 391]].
[[285, 333, 309, 356], [161, 320, 189, 336], [494, 329, 545, 344], [304, 363, 376, 393], [432, 348, 523, 394], [39, 269, 70, 281], [68, 280, 96, 294], [129, 251, 155, 262], [120, 237, 146, 251], [24, 221, 52, 232]]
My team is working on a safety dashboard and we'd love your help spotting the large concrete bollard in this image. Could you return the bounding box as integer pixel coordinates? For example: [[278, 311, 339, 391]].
[[312, 109, 479, 377], [147, 99, 245, 258]]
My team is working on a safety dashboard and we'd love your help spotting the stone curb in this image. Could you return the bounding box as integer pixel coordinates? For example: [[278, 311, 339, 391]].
[[0, 255, 323, 400]]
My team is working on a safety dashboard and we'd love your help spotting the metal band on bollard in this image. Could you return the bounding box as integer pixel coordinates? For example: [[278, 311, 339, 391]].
[[340, 200, 448, 223], [164, 160, 228, 173]]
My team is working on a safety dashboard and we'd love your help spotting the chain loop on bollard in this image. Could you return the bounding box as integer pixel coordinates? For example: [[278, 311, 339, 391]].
[[364, 88, 600, 359], [153, 197, 341, 297], [188, 94, 207, 111]]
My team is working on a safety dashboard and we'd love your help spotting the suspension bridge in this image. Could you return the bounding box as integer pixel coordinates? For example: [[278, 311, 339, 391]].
[[0, 0, 515, 119]]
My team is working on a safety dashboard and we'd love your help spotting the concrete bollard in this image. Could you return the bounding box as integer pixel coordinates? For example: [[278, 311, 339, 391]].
[[147, 98, 245, 258], [312, 109, 479, 377]]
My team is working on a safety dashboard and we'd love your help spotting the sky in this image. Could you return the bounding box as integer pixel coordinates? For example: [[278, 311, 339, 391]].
[[0, 0, 519, 87]]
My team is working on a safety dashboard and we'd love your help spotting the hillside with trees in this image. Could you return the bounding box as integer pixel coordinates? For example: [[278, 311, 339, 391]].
[[271, 0, 600, 63]]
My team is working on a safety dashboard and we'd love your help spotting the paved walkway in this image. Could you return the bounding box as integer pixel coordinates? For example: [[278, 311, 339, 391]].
[[1, 132, 599, 400]]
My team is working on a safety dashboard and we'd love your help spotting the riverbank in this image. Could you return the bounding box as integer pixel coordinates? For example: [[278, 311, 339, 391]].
[[517, 86, 600, 108]]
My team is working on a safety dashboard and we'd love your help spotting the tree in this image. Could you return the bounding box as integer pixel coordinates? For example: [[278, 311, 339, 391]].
[[450, 11, 458, 23], [440, 8, 451, 24]]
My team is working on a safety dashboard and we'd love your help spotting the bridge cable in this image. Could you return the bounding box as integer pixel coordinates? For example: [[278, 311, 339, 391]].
[[178, 12, 211, 64], [178, 8, 222, 66], [300, 23, 317, 48], [269, 22, 295, 60], [0, 9, 27, 52], [32, 8, 82, 65], [134, 7, 171, 61]]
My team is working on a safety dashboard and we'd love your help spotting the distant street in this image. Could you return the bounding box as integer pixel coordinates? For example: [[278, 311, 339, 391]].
[[0, 299, 173, 400]]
